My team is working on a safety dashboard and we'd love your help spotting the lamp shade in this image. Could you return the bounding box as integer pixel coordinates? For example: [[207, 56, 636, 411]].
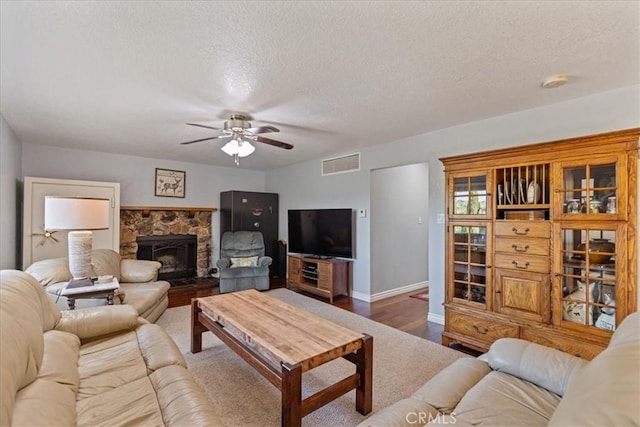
[[221, 139, 255, 157], [44, 197, 110, 230]]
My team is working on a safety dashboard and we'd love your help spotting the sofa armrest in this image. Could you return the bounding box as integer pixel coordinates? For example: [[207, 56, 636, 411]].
[[411, 357, 491, 413], [258, 256, 273, 267], [54, 305, 139, 340], [217, 258, 231, 269], [487, 338, 587, 396], [120, 259, 161, 283]]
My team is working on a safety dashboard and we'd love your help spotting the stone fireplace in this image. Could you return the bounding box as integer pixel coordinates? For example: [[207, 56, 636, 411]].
[[120, 206, 216, 279]]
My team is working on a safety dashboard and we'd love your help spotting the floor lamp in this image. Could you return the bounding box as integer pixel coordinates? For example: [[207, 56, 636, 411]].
[[44, 197, 110, 284]]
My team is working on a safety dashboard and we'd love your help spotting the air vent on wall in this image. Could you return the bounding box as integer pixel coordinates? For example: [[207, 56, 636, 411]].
[[321, 153, 360, 176]]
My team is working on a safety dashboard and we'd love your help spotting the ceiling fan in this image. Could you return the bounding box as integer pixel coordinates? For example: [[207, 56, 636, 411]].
[[181, 114, 293, 165]]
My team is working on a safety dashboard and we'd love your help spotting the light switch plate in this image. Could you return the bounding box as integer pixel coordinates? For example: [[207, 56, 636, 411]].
[[358, 209, 367, 218], [437, 213, 445, 224]]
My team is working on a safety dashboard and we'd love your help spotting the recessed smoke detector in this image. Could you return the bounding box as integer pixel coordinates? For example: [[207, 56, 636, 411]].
[[541, 74, 568, 89]]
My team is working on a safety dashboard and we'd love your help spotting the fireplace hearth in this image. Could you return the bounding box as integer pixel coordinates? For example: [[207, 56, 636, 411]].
[[137, 234, 197, 281]]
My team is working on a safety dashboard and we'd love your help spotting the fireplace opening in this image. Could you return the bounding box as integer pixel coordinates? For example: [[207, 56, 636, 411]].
[[136, 235, 197, 282]]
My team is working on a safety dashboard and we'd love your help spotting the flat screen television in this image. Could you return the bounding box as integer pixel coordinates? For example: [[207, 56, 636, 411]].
[[288, 209, 354, 259]]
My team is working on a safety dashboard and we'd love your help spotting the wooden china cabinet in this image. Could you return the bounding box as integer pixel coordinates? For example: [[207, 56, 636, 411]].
[[441, 128, 638, 360]]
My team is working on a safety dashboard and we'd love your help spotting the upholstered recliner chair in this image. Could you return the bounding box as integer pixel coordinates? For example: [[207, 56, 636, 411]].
[[217, 231, 272, 293]]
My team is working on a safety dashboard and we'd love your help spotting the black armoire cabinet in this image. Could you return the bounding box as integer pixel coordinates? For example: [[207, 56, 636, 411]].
[[220, 191, 281, 278]]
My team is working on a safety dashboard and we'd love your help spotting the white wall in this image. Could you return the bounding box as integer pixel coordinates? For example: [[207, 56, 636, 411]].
[[21, 144, 266, 260], [267, 85, 640, 319], [371, 163, 428, 296], [0, 115, 23, 269]]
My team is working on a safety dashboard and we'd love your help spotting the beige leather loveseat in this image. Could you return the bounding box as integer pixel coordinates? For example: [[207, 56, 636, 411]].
[[359, 312, 640, 426], [0, 269, 222, 426], [26, 249, 169, 322]]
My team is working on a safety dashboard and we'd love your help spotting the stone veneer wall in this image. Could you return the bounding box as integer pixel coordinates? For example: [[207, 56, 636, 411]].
[[120, 208, 213, 277]]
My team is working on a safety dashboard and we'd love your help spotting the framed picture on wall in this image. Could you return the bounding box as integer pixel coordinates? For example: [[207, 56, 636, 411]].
[[155, 168, 185, 198]]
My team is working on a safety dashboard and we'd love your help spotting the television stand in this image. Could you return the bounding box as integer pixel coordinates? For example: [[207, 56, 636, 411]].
[[287, 255, 350, 303], [305, 255, 334, 260]]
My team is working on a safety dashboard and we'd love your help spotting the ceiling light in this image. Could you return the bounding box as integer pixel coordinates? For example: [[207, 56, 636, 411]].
[[541, 74, 568, 89], [221, 138, 255, 165]]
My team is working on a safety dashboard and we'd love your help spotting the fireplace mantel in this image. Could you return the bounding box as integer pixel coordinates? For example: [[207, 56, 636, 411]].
[[121, 206, 217, 218]]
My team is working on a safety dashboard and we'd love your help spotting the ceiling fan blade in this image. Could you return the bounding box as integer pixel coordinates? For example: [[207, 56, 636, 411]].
[[255, 135, 294, 150], [246, 125, 279, 134], [186, 123, 220, 131], [180, 136, 221, 145]]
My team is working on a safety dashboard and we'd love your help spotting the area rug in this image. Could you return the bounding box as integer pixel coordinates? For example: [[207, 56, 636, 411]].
[[156, 288, 465, 427], [409, 287, 429, 301]]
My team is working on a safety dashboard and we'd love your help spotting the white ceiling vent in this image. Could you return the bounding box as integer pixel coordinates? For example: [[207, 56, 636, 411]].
[[322, 153, 360, 176]]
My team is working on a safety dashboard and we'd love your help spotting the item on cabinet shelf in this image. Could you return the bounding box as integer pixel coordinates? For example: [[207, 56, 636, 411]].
[[566, 198, 581, 214], [518, 179, 527, 204], [562, 281, 595, 325], [497, 184, 504, 205], [526, 181, 541, 204], [589, 199, 602, 214], [606, 196, 617, 214], [575, 239, 615, 264]]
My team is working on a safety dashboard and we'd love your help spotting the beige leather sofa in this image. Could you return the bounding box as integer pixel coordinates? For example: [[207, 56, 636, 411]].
[[0, 269, 222, 426], [26, 249, 170, 323], [359, 312, 640, 426]]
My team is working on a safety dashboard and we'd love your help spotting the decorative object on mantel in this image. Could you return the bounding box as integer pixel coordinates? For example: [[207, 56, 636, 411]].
[[155, 168, 185, 198]]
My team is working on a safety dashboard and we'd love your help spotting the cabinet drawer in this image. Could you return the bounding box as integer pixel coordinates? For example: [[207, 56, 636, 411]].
[[317, 279, 330, 290], [495, 237, 549, 256], [520, 328, 605, 360], [495, 221, 550, 238], [495, 253, 549, 273], [447, 311, 519, 344]]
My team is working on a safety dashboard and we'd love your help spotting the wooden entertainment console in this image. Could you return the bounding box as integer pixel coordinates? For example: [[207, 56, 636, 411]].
[[287, 255, 351, 303]]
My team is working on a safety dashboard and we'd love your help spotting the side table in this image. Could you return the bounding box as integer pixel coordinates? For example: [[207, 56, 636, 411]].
[[58, 279, 120, 310]]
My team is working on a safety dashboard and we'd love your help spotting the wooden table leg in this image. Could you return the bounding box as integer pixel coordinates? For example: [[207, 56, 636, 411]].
[[355, 334, 373, 415], [281, 362, 302, 427], [190, 299, 205, 353]]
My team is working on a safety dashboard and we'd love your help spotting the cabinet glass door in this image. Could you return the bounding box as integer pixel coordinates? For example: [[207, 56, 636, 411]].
[[449, 172, 491, 219], [556, 224, 625, 332], [450, 222, 492, 308], [554, 155, 627, 220]]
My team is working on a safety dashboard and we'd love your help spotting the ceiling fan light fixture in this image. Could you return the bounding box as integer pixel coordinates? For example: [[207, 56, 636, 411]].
[[220, 138, 255, 158]]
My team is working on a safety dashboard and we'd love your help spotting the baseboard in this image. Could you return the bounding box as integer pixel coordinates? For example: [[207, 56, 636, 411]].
[[352, 281, 428, 303], [427, 312, 445, 325]]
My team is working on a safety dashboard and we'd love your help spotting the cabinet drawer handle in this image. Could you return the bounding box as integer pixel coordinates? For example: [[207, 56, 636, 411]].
[[512, 227, 530, 235], [511, 244, 530, 253], [472, 324, 489, 334], [512, 260, 530, 269]]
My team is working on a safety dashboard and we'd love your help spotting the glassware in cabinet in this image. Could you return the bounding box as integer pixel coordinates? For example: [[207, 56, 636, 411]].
[[450, 223, 492, 307], [557, 225, 625, 332]]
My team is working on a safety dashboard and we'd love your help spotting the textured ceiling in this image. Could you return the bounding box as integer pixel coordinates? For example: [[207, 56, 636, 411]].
[[1, 1, 639, 170]]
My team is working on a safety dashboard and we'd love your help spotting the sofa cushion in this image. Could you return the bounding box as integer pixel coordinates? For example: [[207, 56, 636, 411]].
[[120, 259, 161, 282], [0, 270, 61, 426], [25, 257, 71, 286], [487, 338, 587, 396], [90, 249, 122, 281], [549, 312, 640, 426], [11, 329, 80, 427], [452, 371, 561, 426], [119, 281, 170, 320]]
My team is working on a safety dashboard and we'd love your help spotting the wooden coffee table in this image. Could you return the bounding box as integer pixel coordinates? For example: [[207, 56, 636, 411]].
[[191, 289, 372, 427]]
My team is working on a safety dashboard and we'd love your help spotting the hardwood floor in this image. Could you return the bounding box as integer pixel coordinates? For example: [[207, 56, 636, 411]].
[[168, 279, 443, 345]]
